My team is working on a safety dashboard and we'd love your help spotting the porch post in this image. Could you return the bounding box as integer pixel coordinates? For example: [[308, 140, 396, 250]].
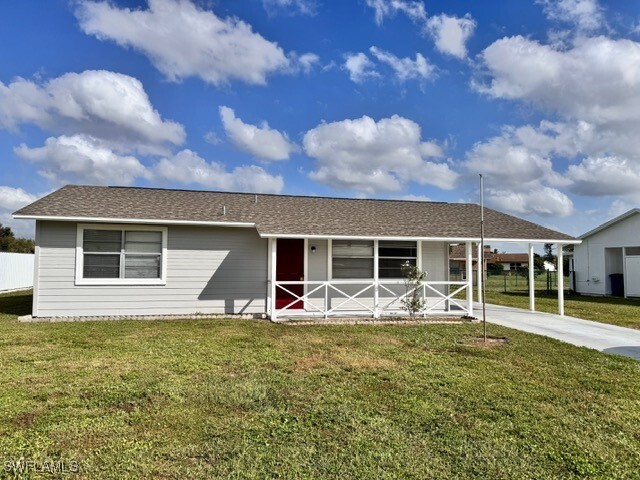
[[303, 238, 308, 312], [623, 247, 628, 299], [476, 242, 483, 304], [326, 239, 332, 318], [373, 239, 380, 318], [528, 243, 535, 311], [417, 240, 423, 317], [466, 241, 473, 317], [270, 238, 278, 321], [267, 238, 273, 317], [557, 243, 564, 316]]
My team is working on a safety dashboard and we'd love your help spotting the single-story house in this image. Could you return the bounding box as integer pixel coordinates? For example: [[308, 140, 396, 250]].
[[13, 185, 580, 320], [573, 209, 640, 298], [494, 253, 529, 272], [449, 245, 490, 278], [449, 245, 529, 277]]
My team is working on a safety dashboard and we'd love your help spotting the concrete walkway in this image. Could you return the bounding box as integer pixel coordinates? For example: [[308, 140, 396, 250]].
[[478, 303, 640, 361]]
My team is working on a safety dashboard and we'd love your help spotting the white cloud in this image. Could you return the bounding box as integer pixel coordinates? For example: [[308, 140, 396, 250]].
[[290, 52, 320, 74], [203, 131, 222, 145], [343, 53, 379, 83], [486, 187, 574, 217], [14, 133, 285, 194], [0, 70, 184, 151], [398, 194, 432, 202], [461, 123, 579, 218], [303, 114, 457, 194], [464, 126, 568, 188], [566, 156, 640, 196], [365, 1, 475, 61], [76, 0, 292, 86], [608, 198, 637, 218], [538, 0, 604, 32], [219, 106, 298, 161], [474, 34, 640, 210], [0, 186, 39, 238], [263, 0, 317, 16], [365, 0, 427, 25], [151, 149, 284, 193], [14, 135, 147, 186], [425, 14, 476, 59], [476, 36, 640, 128], [0, 186, 38, 212], [369, 47, 435, 82], [419, 141, 444, 158]]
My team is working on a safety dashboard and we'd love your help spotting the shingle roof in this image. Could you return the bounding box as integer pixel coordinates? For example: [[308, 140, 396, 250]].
[[14, 185, 578, 242]]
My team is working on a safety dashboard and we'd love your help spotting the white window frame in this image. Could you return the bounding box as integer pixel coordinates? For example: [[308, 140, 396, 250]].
[[331, 240, 375, 279], [75, 223, 168, 286], [330, 240, 419, 280]]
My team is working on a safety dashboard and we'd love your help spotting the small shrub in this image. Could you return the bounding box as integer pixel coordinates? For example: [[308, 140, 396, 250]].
[[400, 262, 427, 318]]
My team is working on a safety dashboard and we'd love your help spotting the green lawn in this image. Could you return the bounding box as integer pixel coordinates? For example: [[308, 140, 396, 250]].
[[478, 274, 640, 330], [1, 290, 640, 479]]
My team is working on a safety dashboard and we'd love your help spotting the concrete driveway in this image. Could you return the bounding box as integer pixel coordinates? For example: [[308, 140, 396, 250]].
[[478, 303, 640, 361]]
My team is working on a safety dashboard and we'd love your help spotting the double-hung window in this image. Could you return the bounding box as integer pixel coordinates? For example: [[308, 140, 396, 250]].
[[76, 225, 167, 285], [331, 240, 419, 279], [378, 241, 417, 278], [332, 240, 374, 279]]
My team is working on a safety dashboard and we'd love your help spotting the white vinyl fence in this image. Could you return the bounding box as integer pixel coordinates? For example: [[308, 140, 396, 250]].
[[0, 252, 34, 291]]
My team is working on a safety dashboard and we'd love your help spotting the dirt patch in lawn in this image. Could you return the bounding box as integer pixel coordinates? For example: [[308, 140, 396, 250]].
[[293, 351, 400, 372], [464, 336, 509, 348]]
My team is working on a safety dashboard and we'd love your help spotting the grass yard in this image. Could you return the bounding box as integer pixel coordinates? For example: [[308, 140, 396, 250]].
[[479, 274, 640, 330], [1, 290, 640, 479]]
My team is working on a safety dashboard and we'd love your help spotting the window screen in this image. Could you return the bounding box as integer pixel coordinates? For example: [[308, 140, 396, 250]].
[[332, 240, 374, 279], [82, 228, 163, 280], [378, 241, 417, 278]]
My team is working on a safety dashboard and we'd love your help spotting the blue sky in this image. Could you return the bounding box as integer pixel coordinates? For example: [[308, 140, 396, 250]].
[[1, 0, 640, 242]]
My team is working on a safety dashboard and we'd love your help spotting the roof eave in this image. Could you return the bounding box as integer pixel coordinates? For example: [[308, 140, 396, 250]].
[[579, 208, 640, 239], [258, 232, 581, 243], [12, 214, 256, 228]]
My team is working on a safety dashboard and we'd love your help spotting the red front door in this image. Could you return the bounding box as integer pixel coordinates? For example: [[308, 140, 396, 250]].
[[276, 239, 304, 310]]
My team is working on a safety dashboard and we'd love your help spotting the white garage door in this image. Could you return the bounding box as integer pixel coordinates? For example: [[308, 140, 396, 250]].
[[625, 256, 640, 297]]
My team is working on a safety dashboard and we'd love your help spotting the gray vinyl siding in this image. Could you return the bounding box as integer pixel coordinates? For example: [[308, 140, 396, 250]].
[[35, 221, 267, 317], [421, 241, 449, 297]]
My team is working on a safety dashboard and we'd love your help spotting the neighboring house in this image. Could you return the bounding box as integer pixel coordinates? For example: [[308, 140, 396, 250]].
[[0, 252, 34, 291], [13, 185, 579, 320], [449, 246, 528, 277], [449, 245, 491, 278], [573, 209, 640, 298], [494, 253, 529, 273]]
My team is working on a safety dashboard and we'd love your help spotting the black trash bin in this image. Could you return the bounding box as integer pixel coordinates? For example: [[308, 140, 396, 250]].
[[609, 273, 624, 297]]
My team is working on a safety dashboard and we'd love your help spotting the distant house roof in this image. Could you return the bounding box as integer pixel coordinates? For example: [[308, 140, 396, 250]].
[[580, 209, 640, 239], [14, 185, 579, 242], [449, 245, 529, 263], [493, 253, 529, 263]]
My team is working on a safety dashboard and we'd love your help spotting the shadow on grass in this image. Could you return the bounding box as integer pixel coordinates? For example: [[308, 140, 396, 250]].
[[603, 346, 640, 361], [0, 290, 33, 317], [493, 290, 640, 306]]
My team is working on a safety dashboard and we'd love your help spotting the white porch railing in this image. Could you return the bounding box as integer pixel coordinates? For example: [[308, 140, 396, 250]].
[[270, 280, 469, 320]]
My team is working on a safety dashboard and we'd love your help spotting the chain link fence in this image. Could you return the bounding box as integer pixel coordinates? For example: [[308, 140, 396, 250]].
[[450, 268, 571, 294]]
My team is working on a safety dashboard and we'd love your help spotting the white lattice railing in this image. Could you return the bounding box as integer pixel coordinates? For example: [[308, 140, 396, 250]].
[[271, 280, 469, 320]]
